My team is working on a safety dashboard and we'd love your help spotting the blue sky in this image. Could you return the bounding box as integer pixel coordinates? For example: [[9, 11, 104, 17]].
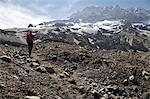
[[0, 0, 150, 29]]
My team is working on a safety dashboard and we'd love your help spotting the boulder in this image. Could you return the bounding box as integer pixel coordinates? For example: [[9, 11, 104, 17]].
[[45, 67, 55, 74], [0, 55, 11, 63], [0, 84, 5, 89], [4, 44, 8, 47], [91, 90, 100, 99], [79, 86, 85, 94], [30, 62, 40, 68], [59, 72, 70, 78], [48, 55, 57, 62], [106, 85, 118, 91], [91, 82, 97, 87], [142, 71, 150, 76], [59, 73, 65, 78], [63, 72, 70, 77], [129, 75, 134, 81], [27, 58, 32, 63], [68, 78, 76, 85], [35, 67, 47, 73], [55, 95, 62, 99], [142, 70, 150, 80], [123, 79, 129, 86]]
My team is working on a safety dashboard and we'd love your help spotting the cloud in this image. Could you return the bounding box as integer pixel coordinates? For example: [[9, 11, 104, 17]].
[[63, 0, 80, 12], [0, 2, 49, 29], [0, 0, 80, 27]]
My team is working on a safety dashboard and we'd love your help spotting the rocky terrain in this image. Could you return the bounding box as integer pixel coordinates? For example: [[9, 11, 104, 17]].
[[0, 12, 150, 98], [0, 29, 150, 99]]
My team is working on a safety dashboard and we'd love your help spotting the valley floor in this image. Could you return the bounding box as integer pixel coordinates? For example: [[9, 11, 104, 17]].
[[0, 40, 150, 99]]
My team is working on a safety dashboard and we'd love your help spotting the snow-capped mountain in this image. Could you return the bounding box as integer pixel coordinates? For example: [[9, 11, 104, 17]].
[[132, 20, 150, 37], [69, 5, 150, 23], [28, 20, 124, 36], [1, 19, 150, 52]]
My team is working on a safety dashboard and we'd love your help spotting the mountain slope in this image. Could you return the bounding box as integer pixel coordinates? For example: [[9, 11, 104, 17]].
[[0, 38, 150, 99], [69, 5, 150, 23]]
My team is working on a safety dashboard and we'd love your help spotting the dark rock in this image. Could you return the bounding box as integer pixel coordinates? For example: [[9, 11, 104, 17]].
[[79, 86, 85, 94], [59, 74, 65, 78], [91, 90, 100, 99], [70, 65, 78, 70], [113, 87, 125, 96], [0, 84, 5, 89], [63, 72, 70, 77], [52, 55, 57, 62], [91, 82, 97, 87], [28, 24, 34, 27], [45, 67, 55, 74], [0, 55, 11, 63], [48, 55, 57, 62], [26, 70, 30, 73], [123, 79, 129, 86], [107, 85, 118, 92], [27, 58, 32, 63], [68, 78, 76, 85]]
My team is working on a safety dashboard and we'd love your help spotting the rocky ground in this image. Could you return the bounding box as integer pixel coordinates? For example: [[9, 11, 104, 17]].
[[0, 39, 150, 99]]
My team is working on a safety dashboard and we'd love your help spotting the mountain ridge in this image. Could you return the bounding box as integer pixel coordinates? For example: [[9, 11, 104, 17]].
[[69, 5, 150, 23]]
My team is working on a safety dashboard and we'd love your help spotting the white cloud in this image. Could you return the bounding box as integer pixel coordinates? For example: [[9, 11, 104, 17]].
[[0, 2, 49, 29], [63, 0, 80, 12]]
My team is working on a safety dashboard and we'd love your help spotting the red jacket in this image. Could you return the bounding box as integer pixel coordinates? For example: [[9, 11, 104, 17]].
[[26, 32, 34, 44]]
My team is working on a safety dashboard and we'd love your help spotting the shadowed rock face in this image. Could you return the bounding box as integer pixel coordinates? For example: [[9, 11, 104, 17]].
[[0, 29, 27, 47]]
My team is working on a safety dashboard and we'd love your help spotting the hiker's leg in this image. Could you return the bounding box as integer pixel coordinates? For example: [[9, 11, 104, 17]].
[[28, 45, 31, 57], [28, 43, 33, 57], [30, 44, 33, 56], [28, 44, 31, 57], [27, 44, 30, 56], [29, 49, 31, 57]]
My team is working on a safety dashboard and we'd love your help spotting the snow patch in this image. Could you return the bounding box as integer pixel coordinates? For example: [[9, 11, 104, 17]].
[[88, 38, 95, 44], [73, 38, 80, 45]]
